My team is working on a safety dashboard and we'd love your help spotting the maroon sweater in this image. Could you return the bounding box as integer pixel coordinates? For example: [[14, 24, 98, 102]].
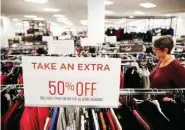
[[150, 60, 185, 88]]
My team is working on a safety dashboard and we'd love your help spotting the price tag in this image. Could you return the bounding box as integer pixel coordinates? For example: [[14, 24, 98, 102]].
[[22, 56, 121, 107], [105, 36, 117, 43], [48, 40, 75, 55], [42, 36, 53, 42]]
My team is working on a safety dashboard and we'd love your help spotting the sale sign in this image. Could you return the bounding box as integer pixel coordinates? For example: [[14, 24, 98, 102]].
[[48, 40, 75, 55], [22, 56, 121, 108]]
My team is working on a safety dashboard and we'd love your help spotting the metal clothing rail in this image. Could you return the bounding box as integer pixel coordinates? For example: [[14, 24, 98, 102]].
[[120, 88, 185, 95], [1, 84, 185, 94]]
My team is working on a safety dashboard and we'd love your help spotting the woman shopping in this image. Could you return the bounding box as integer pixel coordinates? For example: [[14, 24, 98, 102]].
[[150, 36, 185, 89]]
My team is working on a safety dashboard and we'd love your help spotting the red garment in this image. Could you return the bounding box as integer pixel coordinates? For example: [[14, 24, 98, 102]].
[[116, 29, 121, 38], [106, 110, 116, 130], [132, 110, 150, 130], [20, 107, 49, 130], [120, 72, 124, 88], [37, 107, 50, 130], [1, 102, 15, 121], [20, 107, 40, 130], [3, 100, 19, 130], [150, 60, 185, 88], [1, 74, 7, 85], [18, 75, 23, 84]]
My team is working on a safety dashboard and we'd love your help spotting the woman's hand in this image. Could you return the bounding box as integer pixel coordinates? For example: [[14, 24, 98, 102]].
[[163, 97, 174, 102]]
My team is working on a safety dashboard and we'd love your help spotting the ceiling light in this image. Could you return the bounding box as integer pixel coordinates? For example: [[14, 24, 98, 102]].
[[24, 0, 48, 4], [57, 17, 68, 21], [105, 10, 114, 15], [43, 8, 60, 12], [53, 14, 66, 17], [80, 20, 88, 25], [133, 11, 145, 15], [50, 22, 58, 26], [105, 0, 113, 6], [34, 17, 44, 20], [139, 2, 156, 8], [60, 20, 73, 25], [24, 15, 37, 18], [15, 22, 22, 26], [129, 16, 134, 18], [12, 18, 19, 21]]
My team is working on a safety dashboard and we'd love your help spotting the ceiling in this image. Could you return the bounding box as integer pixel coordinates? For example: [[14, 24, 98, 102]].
[[1, 0, 185, 26]]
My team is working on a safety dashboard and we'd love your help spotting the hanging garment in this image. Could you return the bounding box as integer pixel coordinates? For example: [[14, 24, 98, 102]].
[[99, 112, 107, 130], [20, 107, 40, 130], [57, 107, 66, 130], [132, 110, 150, 130], [106, 110, 116, 130], [138, 101, 171, 130], [44, 117, 52, 130], [159, 101, 185, 130], [50, 108, 59, 130], [114, 107, 145, 130], [92, 109, 100, 130], [110, 108, 122, 130]]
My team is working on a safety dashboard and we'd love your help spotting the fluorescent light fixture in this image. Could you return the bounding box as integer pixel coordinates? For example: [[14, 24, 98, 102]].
[[57, 17, 68, 21], [34, 17, 44, 20], [105, 10, 114, 15], [139, 2, 156, 8], [53, 14, 66, 17], [43, 8, 60, 12], [24, 15, 37, 18], [105, 0, 113, 6], [24, 0, 48, 4], [129, 16, 134, 18], [12, 18, 19, 21], [15, 22, 22, 26], [80, 20, 88, 25], [133, 11, 145, 15], [60, 20, 73, 25]]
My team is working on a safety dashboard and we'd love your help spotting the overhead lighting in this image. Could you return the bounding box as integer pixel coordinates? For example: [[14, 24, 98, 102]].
[[105, 10, 114, 15], [49, 22, 58, 26], [12, 18, 19, 21], [34, 17, 44, 20], [133, 11, 145, 15], [24, 15, 37, 18], [53, 14, 66, 17], [43, 8, 60, 12], [105, 0, 113, 6], [24, 0, 48, 4], [57, 17, 68, 21], [59, 20, 73, 25], [80, 20, 88, 25], [15, 22, 22, 26], [139, 2, 156, 8], [129, 16, 134, 18]]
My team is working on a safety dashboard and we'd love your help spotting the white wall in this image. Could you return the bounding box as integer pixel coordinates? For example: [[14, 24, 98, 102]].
[[1, 16, 15, 38], [176, 17, 185, 36]]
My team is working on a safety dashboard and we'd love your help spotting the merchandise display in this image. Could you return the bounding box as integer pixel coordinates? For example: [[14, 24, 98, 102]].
[[1, 0, 185, 130]]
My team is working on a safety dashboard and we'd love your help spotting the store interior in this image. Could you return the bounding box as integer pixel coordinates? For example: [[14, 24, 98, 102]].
[[1, 0, 185, 130]]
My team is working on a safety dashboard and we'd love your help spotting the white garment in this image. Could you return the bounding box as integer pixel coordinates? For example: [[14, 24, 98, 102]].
[[110, 108, 122, 130], [44, 117, 50, 130], [57, 107, 66, 130], [92, 109, 99, 130]]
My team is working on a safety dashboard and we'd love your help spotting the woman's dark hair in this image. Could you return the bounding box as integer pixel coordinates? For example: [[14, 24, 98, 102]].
[[154, 36, 174, 54]]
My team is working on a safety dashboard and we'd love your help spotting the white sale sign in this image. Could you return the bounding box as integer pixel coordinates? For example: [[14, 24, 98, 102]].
[[42, 36, 53, 42], [48, 40, 75, 55], [22, 56, 121, 108], [105, 36, 117, 43]]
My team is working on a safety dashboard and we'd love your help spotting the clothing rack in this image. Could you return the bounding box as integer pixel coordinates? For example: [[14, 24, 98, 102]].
[[1, 84, 184, 95]]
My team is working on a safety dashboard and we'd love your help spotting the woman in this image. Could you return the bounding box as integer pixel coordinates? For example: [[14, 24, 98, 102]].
[[150, 36, 185, 100]]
